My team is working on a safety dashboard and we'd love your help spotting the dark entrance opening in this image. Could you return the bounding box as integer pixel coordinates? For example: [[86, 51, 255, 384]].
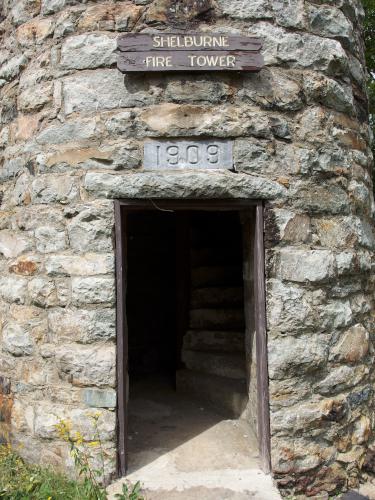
[[115, 200, 270, 481]]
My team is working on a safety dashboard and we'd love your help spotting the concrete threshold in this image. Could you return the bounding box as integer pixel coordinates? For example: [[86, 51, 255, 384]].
[[107, 377, 281, 500]]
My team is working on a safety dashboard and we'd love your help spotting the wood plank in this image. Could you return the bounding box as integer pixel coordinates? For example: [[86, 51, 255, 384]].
[[115, 201, 128, 477], [117, 50, 264, 73], [117, 33, 263, 52], [254, 202, 272, 474], [117, 199, 261, 211]]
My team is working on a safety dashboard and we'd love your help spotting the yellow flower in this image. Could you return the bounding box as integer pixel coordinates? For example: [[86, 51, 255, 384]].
[[88, 441, 100, 447], [73, 431, 84, 445]]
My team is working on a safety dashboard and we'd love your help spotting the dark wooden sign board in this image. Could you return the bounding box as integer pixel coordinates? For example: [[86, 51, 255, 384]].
[[117, 32, 264, 73]]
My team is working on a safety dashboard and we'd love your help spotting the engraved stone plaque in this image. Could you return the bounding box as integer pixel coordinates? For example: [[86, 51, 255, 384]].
[[143, 140, 233, 170]]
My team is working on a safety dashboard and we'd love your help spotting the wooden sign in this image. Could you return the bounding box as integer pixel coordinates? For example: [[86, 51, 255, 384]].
[[117, 33, 263, 73], [143, 140, 233, 170]]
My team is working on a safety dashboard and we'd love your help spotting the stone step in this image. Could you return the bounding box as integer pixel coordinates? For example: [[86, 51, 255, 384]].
[[189, 308, 245, 330], [191, 287, 243, 308], [183, 330, 245, 353], [191, 266, 243, 288], [182, 349, 246, 380], [176, 368, 248, 418]]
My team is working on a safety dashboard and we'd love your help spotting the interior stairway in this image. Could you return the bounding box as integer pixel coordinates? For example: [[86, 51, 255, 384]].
[[176, 216, 248, 418]]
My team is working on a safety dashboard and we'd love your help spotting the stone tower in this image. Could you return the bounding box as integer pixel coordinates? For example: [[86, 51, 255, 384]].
[[0, 0, 374, 497]]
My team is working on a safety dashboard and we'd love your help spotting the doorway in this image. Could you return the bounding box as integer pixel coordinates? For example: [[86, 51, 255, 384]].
[[115, 200, 271, 489]]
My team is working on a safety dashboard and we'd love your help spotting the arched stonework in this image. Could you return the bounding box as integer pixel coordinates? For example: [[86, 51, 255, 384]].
[[0, 0, 374, 496]]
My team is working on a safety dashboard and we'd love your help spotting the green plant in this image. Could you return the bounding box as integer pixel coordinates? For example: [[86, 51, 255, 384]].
[[55, 416, 144, 500], [0, 443, 86, 499], [55, 415, 107, 500], [115, 481, 145, 500]]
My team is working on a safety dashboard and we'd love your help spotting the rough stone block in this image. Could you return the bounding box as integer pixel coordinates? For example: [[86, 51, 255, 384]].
[[216, 0, 272, 19], [0, 277, 28, 304], [71, 277, 115, 305], [307, 5, 354, 48], [66, 204, 114, 253], [0, 55, 28, 82], [272, 0, 306, 29], [49, 307, 115, 343], [290, 182, 350, 214], [1, 158, 27, 182], [36, 119, 98, 145], [60, 34, 116, 70], [316, 365, 368, 396], [31, 175, 80, 204], [84, 171, 287, 201], [18, 83, 53, 112], [278, 248, 335, 283], [268, 335, 328, 380], [330, 324, 369, 364], [81, 388, 116, 408], [55, 344, 116, 387], [62, 70, 128, 115], [35, 226, 67, 253], [41, 0, 67, 14], [2, 322, 34, 357], [250, 23, 348, 75], [16, 18, 54, 46], [0, 230, 33, 258], [165, 78, 230, 103], [28, 278, 58, 307], [11, 0, 41, 26], [46, 254, 114, 277]]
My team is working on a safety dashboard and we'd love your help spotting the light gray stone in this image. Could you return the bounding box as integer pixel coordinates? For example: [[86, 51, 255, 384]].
[[330, 324, 369, 364], [268, 335, 328, 379], [272, 0, 306, 28], [66, 204, 114, 253], [31, 175, 80, 204], [45, 254, 114, 276], [48, 307, 116, 343], [60, 34, 116, 70], [216, 0, 272, 19], [0, 230, 33, 258], [1, 158, 26, 181], [18, 82, 53, 111], [84, 171, 287, 200], [41, 0, 66, 15], [267, 280, 316, 333], [0, 277, 28, 304], [105, 111, 134, 137], [71, 277, 115, 305], [2, 322, 34, 356], [11, 0, 41, 25], [307, 5, 354, 47], [234, 139, 273, 174], [35, 226, 67, 253], [63, 69, 162, 115], [335, 251, 355, 275], [34, 403, 115, 441], [316, 365, 368, 395], [303, 73, 354, 114], [28, 278, 59, 307], [81, 388, 116, 408], [278, 249, 335, 283], [165, 78, 229, 103], [290, 182, 350, 214], [36, 119, 98, 145], [320, 300, 353, 329], [0, 55, 28, 81], [55, 343, 116, 387], [249, 23, 348, 74]]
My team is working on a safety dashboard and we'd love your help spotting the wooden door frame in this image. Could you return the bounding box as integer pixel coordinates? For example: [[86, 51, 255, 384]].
[[114, 199, 271, 477]]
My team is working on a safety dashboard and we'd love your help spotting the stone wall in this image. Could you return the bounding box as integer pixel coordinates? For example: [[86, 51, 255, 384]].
[[0, 0, 374, 496]]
